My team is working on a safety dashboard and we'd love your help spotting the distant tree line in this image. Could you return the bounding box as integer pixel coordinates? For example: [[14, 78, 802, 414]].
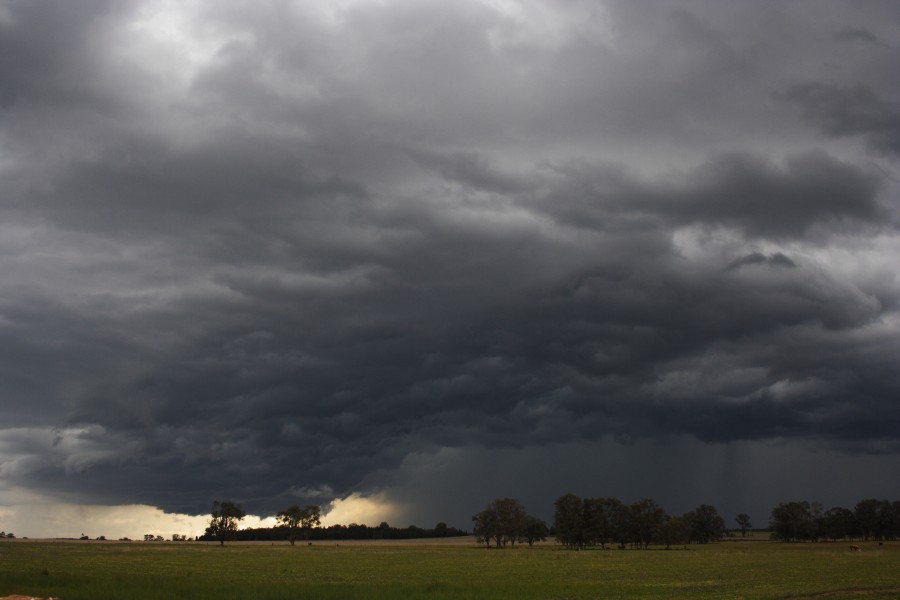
[[218, 521, 468, 542], [769, 499, 900, 542], [198, 500, 467, 544], [194, 494, 900, 548]]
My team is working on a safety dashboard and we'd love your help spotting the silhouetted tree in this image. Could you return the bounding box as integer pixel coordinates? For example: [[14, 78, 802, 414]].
[[277, 504, 321, 545], [630, 499, 667, 549], [522, 516, 549, 546], [553, 493, 585, 549], [735, 513, 752, 537], [659, 516, 691, 549], [684, 504, 725, 544], [207, 500, 246, 546], [473, 498, 528, 548], [846, 499, 900, 541], [608, 501, 633, 549], [889, 501, 900, 540], [770, 501, 816, 542], [854, 499, 881, 541], [821, 507, 856, 541], [584, 497, 624, 549], [472, 507, 498, 548]]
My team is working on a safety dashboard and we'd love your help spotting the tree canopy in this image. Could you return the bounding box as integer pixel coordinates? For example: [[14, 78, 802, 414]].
[[472, 497, 544, 548], [277, 504, 321, 545], [206, 500, 246, 546]]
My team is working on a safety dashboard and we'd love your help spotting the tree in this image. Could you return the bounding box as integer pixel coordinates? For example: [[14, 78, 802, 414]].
[[434, 522, 448, 538], [820, 507, 856, 541], [658, 516, 691, 549], [854, 499, 882, 541], [277, 504, 321, 545], [873, 500, 898, 541], [735, 513, 752, 537], [522, 516, 549, 547], [472, 497, 528, 548], [553, 493, 585, 549], [494, 497, 528, 548], [888, 501, 900, 540], [630, 499, 667, 549], [769, 501, 816, 542], [472, 506, 499, 548], [684, 504, 725, 544], [583, 497, 625, 549], [608, 500, 633, 549], [207, 500, 246, 546]]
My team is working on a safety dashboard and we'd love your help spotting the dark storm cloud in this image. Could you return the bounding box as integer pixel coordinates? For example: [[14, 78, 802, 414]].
[[727, 252, 796, 270], [1, 0, 900, 522], [528, 151, 885, 241], [832, 27, 880, 45], [784, 82, 900, 157]]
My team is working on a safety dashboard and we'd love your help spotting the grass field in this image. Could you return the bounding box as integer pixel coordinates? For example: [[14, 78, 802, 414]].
[[1, 537, 898, 599]]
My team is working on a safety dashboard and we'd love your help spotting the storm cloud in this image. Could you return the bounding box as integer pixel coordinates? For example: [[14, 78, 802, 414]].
[[1, 0, 899, 530]]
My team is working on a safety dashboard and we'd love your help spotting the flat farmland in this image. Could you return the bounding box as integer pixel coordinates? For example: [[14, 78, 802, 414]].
[[1, 538, 898, 599]]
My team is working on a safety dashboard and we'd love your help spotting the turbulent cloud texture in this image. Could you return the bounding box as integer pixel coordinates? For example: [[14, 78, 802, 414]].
[[1, 0, 899, 531]]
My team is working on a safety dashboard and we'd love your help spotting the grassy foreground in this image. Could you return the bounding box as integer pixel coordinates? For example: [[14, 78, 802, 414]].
[[1, 538, 899, 599]]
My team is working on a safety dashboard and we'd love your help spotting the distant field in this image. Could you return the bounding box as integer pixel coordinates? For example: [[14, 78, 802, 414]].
[[1, 537, 899, 599]]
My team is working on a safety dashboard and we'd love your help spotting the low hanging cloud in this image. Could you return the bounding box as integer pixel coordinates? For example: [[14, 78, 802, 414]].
[[1, 0, 900, 529], [727, 252, 796, 270], [784, 82, 900, 157]]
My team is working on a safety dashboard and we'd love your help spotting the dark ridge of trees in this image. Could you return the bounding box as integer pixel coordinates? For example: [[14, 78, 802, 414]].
[[551, 494, 725, 550], [770, 498, 900, 542], [192, 494, 900, 547], [199, 521, 468, 543]]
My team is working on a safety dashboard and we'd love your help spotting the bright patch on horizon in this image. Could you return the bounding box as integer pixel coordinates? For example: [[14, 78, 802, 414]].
[[321, 492, 403, 527]]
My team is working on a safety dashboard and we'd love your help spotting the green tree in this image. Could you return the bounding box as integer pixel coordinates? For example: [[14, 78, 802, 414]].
[[684, 504, 725, 544], [735, 513, 752, 537], [820, 507, 856, 541], [494, 497, 528, 548], [658, 516, 691, 549], [854, 499, 881, 541], [277, 504, 321, 545], [522, 515, 549, 547], [888, 501, 900, 540], [472, 506, 498, 548], [583, 497, 624, 549], [553, 493, 585, 549], [630, 499, 667, 549], [875, 500, 899, 541], [472, 497, 528, 548], [207, 500, 246, 546], [769, 501, 816, 542]]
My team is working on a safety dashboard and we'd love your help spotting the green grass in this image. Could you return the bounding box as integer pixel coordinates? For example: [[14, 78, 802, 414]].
[[1, 539, 898, 599]]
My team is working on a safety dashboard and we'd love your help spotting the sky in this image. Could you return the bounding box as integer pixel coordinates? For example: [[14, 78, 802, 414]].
[[1, 0, 900, 540]]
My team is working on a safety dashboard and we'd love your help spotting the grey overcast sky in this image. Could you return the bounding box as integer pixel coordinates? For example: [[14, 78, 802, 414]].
[[2, 0, 900, 537]]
